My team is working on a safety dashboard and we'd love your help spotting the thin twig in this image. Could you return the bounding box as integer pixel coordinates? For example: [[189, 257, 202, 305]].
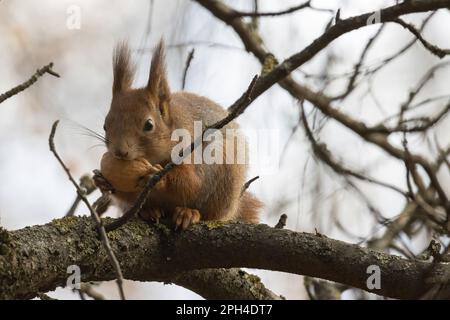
[[332, 25, 385, 100], [394, 18, 450, 59], [66, 175, 97, 216], [230, 0, 332, 17], [300, 104, 409, 198], [241, 176, 260, 195], [0, 63, 60, 104], [181, 48, 195, 90], [49, 121, 126, 300], [232, 1, 310, 17], [137, 41, 243, 54]]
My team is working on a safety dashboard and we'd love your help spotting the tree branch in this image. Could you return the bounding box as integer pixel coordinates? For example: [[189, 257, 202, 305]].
[[229, 1, 312, 18], [194, 0, 450, 104], [0, 217, 449, 300], [0, 63, 59, 104]]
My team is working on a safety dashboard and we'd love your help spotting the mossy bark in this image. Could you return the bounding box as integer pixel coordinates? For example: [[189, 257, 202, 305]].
[[0, 217, 448, 299]]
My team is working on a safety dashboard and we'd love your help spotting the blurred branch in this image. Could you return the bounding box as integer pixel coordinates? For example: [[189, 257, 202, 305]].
[[300, 103, 409, 198], [299, 12, 437, 85], [393, 18, 450, 58], [138, 40, 243, 53], [229, 1, 313, 17], [304, 277, 347, 300], [66, 175, 97, 217], [194, 0, 450, 219], [373, 61, 450, 133], [332, 25, 385, 100], [0, 62, 59, 104], [194, 0, 450, 103]]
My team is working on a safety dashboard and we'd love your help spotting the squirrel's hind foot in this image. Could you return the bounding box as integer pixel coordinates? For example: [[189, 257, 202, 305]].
[[173, 207, 201, 230]]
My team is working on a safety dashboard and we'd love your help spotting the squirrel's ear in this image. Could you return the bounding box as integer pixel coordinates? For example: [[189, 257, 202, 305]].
[[112, 42, 136, 94], [147, 39, 171, 120]]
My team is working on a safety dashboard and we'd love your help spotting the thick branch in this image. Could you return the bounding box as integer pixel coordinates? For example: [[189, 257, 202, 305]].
[[0, 217, 449, 300]]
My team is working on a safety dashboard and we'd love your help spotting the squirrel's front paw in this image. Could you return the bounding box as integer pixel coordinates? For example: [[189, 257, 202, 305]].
[[139, 207, 164, 223], [93, 169, 115, 193], [173, 207, 201, 230]]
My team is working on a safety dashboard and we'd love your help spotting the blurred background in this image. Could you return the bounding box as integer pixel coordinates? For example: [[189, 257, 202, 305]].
[[0, 0, 449, 299]]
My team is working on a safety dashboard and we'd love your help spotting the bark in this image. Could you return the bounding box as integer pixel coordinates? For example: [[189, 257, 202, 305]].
[[0, 217, 448, 299]]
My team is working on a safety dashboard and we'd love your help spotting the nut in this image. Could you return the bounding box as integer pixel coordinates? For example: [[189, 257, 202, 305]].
[[100, 152, 151, 192]]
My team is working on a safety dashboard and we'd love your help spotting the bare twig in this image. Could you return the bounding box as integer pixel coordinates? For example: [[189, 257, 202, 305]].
[[49, 121, 126, 300], [138, 41, 243, 53], [66, 175, 97, 216], [230, 0, 333, 17], [181, 48, 195, 90], [332, 25, 385, 100], [0, 63, 60, 104], [195, 0, 450, 106], [241, 176, 260, 195], [231, 1, 311, 17], [300, 104, 409, 198], [394, 18, 450, 58], [299, 12, 437, 84], [200, 0, 450, 228]]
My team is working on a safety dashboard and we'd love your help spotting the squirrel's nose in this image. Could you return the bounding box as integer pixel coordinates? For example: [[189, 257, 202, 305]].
[[114, 149, 129, 159]]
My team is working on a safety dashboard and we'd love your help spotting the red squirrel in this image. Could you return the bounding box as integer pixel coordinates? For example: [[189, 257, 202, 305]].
[[95, 40, 262, 230]]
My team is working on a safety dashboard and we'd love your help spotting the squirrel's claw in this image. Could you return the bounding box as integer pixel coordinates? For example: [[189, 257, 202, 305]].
[[146, 164, 164, 175], [173, 207, 201, 230], [139, 207, 164, 223], [152, 164, 164, 171]]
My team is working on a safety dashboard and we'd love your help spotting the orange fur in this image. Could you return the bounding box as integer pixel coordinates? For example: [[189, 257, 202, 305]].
[[237, 192, 263, 224]]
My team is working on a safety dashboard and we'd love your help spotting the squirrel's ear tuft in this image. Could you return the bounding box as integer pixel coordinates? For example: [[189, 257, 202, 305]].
[[112, 42, 136, 94], [147, 39, 171, 119]]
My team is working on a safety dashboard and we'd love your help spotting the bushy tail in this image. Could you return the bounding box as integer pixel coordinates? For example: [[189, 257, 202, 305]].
[[237, 192, 263, 224]]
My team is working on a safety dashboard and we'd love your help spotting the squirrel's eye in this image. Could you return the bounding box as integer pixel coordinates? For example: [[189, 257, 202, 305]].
[[143, 119, 154, 132], [103, 124, 106, 131]]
